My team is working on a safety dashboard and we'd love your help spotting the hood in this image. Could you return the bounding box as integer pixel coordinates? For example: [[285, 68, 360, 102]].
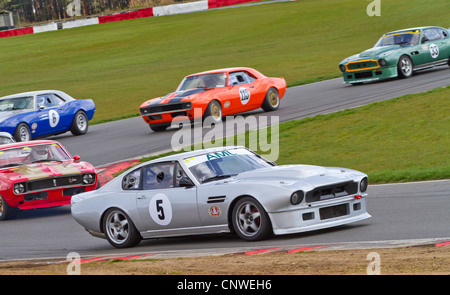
[[141, 88, 207, 107], [0, 161, 91, 183], [0, 110, 30, 123], [234, 165, 360, 187], [358, 45, 400, 58]]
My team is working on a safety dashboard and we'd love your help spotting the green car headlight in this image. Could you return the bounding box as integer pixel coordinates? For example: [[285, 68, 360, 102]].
[[378, 58, 387, 66], [339, 64, 346, 72]]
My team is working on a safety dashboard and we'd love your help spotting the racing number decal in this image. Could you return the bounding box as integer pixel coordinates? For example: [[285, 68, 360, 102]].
[[429, 44, 439, 59], [239, 87, 250, 105], [149, 193, 172, 226], [49, 110, 60, 127]]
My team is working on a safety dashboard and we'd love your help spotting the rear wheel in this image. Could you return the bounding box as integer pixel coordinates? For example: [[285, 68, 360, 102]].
[[103, 208, 141, 248], [397, 55, 413, 78], [70, 111, 89, 135], [13, 123, 31, 142], [261, 87, 280, 112], [232, 197, 272, 241]]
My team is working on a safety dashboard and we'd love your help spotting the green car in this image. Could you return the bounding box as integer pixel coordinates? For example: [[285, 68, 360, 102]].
[[339, 26, 450, 84]]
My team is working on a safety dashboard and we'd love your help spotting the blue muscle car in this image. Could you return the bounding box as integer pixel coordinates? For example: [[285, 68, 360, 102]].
[[0, 90, 95, 141]]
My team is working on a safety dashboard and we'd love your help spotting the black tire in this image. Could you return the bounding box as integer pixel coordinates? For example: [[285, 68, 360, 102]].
[[202, 100, 222, 124], [13, 123, 31, 142], [397, 55, 413, 78], [103, 208, 142, 248], [149, 124, 169, 132], [0, 195, 17, 221], [70, 111, 89, 136], [232, 197, 272, 241], [261, 87, 280, 112]]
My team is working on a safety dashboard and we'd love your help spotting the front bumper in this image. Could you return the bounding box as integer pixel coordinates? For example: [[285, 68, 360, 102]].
[[342, 65, 397, 84], [269, 195, 371, 235]]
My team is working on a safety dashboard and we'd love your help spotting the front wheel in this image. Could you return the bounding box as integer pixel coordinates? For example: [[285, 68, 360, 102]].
[[203, 100, 222, 124], [13, 123, 31, 142], [103, 208, 142, 248], [150, 124, 169, 132], [397, 55, 413, 78], [232, 197, 272, 241], [0, 195, 17, 221]]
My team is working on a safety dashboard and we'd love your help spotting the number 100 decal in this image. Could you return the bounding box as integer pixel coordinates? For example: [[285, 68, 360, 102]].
[[149, 193, 172, 226]]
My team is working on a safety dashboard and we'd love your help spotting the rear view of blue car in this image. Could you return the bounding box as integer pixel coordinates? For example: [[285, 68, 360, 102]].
[[0, 90, 95, 141]]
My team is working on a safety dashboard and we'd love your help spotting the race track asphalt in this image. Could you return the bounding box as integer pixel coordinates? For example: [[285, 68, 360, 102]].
[[0, 67, 449, 261], [54, 66, 450, 167]]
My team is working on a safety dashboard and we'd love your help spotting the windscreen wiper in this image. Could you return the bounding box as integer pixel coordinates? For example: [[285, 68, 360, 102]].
[[202, 174, 237, 183]]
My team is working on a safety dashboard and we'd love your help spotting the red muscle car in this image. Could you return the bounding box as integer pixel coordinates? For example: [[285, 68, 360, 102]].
[[0, 140, 98, 220], [139, 67, 286, 131]]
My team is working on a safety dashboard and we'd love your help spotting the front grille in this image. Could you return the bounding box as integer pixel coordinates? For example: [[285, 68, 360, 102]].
[[346, 60, 379, 71], [305, 181, 358, 203], [27, 175, 83, 192], [355, 72, 373, 79], [140, 102, 192, 115], [319, 204, 349, 220], [63, 187, 85, 196], [24, 192, 48, 202]]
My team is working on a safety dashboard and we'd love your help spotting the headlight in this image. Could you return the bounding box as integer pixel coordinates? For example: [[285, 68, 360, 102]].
[[378, 58, 387, 66], [290, 190, 304, 205], [13, 183, 26, 195], [360, 177, 368, 192], [339, 64, 346, 72], [82, 173, 95, 185]]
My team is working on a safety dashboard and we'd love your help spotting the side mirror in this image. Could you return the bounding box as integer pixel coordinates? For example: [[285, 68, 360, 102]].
[[73, 155, 81, 162], [179, 177, 195, 188]]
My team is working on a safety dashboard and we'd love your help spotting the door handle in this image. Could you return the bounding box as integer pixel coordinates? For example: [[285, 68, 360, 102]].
[[137, 195, 147, 200]]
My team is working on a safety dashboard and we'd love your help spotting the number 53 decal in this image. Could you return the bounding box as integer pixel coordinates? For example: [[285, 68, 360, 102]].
[[149, 193, 172, 226]]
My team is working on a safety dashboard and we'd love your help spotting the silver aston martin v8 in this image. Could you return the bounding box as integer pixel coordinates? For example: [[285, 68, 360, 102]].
[[71, 147, 371, 248]]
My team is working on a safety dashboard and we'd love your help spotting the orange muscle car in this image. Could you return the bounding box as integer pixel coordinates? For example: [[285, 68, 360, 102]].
[[139, 67, 286, 131]]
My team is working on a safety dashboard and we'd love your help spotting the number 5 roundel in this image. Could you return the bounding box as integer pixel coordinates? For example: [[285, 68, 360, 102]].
[[149, 193, 172, 226]]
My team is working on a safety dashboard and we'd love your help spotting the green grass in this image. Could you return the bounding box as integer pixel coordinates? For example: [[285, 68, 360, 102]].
[[137, 86, 450, 183], [270, 87, 450, 183], [0, 0, 449, 123]]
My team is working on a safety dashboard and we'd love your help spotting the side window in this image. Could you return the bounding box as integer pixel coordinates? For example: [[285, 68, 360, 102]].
[[229, 71, 252, 86], [122, 168, 141, 190], [423, 29, 441, 42], [49, 94, 65, 107], [440, 29, 448, 39], [142, 162, 175, 190], [174, 162, 193, 187], [243, 72, 256, 83], [37, 94, 65, 109]]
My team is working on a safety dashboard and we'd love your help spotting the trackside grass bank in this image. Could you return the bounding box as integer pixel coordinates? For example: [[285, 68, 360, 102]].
[[138, 86, 450, 184], [0, 0, 449, 123]]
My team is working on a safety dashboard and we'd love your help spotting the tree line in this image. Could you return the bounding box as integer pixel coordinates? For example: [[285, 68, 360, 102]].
[[0, 0, 182, 24]]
